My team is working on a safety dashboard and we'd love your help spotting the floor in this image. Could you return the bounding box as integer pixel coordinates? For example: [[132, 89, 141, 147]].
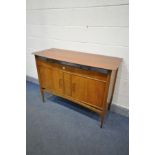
[[26, 81, 129, 155]]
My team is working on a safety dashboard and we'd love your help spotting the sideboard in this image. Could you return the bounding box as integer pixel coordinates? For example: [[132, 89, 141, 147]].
[[33, 48, 122, 128]]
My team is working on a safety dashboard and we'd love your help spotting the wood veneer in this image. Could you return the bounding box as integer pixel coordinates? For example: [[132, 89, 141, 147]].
[[34, 48, 122, 70], [34, 48, 122, 128]]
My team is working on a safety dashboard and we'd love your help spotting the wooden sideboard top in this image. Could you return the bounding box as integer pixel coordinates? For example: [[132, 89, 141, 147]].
[[33, 48, 122, 70]]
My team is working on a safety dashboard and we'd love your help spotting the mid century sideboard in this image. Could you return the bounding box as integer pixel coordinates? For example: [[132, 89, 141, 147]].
[[33, 48, 122, 128]]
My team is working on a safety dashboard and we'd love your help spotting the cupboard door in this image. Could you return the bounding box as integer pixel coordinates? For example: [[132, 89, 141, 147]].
[[86, 79, 106, 108], [38, 66, 64, 95], [63, 73, 72, 96], [38, 66, 53, 90], [71, 75, 106, 108]]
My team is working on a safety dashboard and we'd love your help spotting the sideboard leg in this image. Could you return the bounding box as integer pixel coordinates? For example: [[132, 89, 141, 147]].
[[100, 114, 104, 128], [40, 88, 45, 102]]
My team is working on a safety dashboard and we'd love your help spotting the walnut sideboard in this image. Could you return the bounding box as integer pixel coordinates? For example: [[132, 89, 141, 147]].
[[33, 48, 122, 128]]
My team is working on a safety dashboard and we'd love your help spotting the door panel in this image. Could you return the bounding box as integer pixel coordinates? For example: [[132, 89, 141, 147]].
[[38, 66, 63, 95], [38, 66, 53, 90], [71, 75, 106, 108], [71, 75, 88, 102], [51, 68, 64, 94], [87, 79, 106, 108]]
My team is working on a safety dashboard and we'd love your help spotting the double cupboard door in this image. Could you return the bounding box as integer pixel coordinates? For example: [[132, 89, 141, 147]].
[[38, 64, 106, 109]]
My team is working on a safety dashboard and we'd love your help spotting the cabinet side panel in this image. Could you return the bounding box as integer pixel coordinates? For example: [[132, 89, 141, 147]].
[[35, 56, 44, 88]]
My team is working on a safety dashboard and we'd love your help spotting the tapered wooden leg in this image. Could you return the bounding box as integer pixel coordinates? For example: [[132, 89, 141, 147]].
[[108, 104, 111, 111], [40, 88, 45, 102], [100, 114, 104, 128]]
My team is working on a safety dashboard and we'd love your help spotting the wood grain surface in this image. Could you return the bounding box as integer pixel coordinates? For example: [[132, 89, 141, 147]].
[[33, 48, 122, 70]]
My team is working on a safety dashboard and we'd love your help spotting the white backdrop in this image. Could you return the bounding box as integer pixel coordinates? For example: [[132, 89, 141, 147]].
[[26, 0, 129, 109]]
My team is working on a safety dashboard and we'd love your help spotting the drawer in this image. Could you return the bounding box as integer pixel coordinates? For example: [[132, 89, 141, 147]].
[[36, 57, 108, 82]]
